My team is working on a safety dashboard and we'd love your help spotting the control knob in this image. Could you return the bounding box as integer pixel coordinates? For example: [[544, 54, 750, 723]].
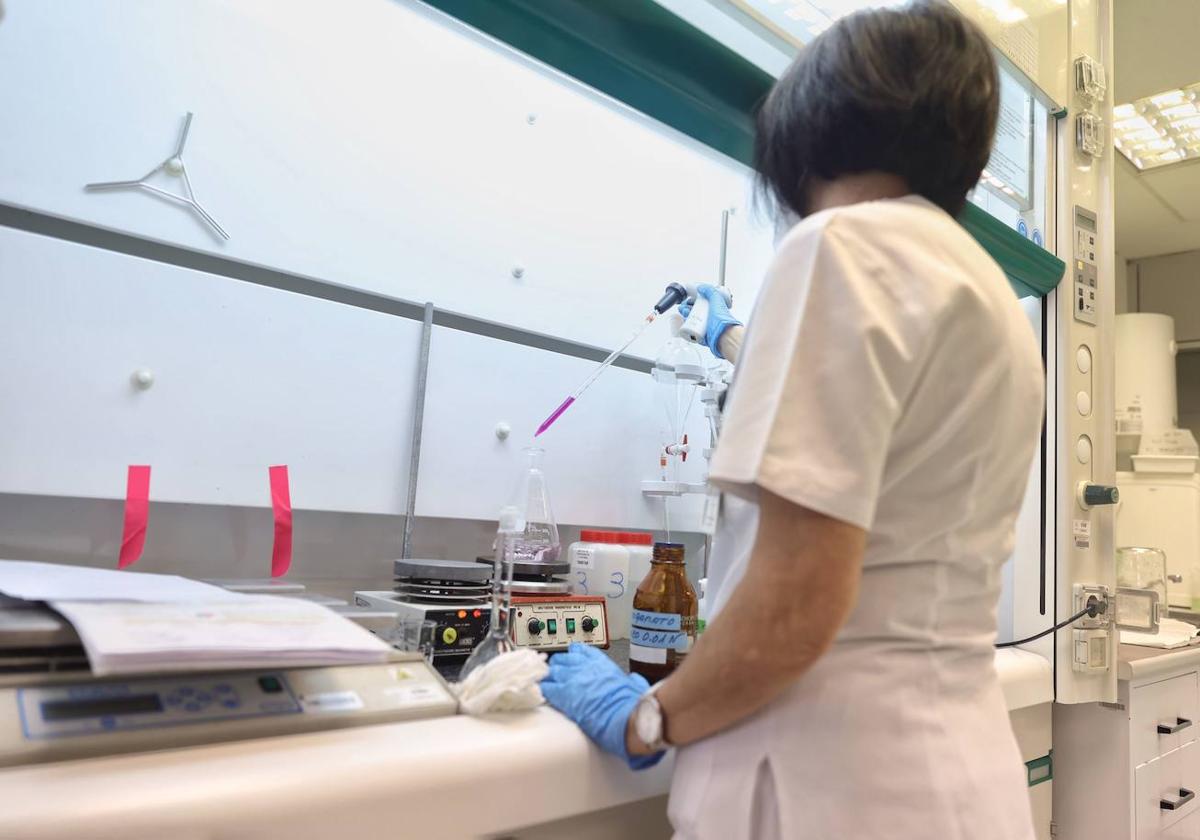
[[581, 616, 596, 633], [1077, 482, 1120, 510], [527, 618, 543, 635]]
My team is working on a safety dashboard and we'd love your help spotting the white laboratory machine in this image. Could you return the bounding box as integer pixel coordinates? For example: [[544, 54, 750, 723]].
[[0, 601, 457, 767]]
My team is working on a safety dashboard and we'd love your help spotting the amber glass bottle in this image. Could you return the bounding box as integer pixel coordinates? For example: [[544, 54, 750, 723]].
[[630, 542, 698, 684]]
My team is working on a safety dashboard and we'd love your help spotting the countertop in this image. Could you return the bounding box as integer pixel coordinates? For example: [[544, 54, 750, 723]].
[[1120, 642, 1200, 682], [0, 643, 1051, 839], [0, 706, 675, 840]]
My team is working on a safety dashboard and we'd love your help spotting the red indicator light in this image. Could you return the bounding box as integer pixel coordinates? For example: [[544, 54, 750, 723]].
[[473, 610, 482, 618], [457, 610, 467, 619]]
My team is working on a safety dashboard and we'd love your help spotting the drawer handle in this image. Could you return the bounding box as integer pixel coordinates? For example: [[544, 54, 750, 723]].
[[1158, 718, 1194, 735], [1161, 789, 1196, 811]]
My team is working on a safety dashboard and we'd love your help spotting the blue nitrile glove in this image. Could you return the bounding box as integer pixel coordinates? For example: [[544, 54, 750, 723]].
[[677, 283, 742, 359], [540, 642, 665, 770]]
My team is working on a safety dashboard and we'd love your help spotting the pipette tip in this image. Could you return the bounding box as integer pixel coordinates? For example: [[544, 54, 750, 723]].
[[534, 396, 575, 437]]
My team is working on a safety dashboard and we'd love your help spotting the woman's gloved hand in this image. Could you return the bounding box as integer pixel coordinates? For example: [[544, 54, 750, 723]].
[[541, 643, 665, 770], [678, 283, 742, 359]]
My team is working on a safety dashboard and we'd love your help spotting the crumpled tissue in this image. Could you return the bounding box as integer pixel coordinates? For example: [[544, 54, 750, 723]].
[[455, 648, 549, 715]]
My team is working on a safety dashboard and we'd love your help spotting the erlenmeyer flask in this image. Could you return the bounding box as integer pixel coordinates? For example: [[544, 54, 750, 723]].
[[511, 446, 561, 565]]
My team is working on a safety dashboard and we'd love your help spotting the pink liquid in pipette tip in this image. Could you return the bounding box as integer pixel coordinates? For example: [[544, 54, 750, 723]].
[[534, 396, 575, 438]]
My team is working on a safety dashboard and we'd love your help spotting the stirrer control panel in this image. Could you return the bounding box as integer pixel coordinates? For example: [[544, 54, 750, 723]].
[[511, 596, 609, 651]]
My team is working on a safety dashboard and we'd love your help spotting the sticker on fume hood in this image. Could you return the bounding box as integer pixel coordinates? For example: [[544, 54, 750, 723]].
[[299, 690, 364, 713], [1073, 519, 1091, 549]]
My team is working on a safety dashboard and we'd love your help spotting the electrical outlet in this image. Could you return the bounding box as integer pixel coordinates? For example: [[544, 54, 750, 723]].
[[1072, 584, 1112, 673]]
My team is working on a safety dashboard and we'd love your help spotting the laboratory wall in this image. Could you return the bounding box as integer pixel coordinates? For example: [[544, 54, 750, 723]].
[[1125, 249, 1200, 441], [0, 0, 774, 580]]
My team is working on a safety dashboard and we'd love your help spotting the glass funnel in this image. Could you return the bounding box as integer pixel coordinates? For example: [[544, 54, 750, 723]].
[[510, 447, 560, 565]]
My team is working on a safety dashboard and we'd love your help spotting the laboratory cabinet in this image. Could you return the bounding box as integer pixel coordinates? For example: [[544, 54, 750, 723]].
[[1055, 648, 1200, 839]]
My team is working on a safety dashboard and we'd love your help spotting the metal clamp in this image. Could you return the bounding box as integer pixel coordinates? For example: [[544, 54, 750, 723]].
[[86, 112, 228, 240], [1161, 788, 1195, 811], [1158, 718, 1193, 735]]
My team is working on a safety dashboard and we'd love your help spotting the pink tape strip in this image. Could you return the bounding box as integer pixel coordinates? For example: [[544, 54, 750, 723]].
[[269, 465, 293, 578], [118, 465, 151, 569]]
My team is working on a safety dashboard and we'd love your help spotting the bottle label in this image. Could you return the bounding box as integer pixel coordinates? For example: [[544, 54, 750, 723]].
[[631, 609, 693, 652], [572, 546, 595, 570], [632, 609, 680, 630], [631, 627, 690, 651], [629, 644, 668, 664]]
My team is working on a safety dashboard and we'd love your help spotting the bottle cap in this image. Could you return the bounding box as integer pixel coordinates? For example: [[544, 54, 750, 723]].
[[581, 529, 621, 544]]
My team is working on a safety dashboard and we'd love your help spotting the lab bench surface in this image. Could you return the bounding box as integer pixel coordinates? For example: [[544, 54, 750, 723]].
[[0, 645, 1048, 840], [0, 705, 676, 840]]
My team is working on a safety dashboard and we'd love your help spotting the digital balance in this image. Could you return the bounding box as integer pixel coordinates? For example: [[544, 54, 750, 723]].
[[0, 601, 457, 767]]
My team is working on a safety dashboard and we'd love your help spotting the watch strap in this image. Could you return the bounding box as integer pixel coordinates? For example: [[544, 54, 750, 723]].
[[637, 689, 670, 752]]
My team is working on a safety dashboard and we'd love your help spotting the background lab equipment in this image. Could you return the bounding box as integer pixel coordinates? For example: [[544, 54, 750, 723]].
[[0, 0, 1124, 837]]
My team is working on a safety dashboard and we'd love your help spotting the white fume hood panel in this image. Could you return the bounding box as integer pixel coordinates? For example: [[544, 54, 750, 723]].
[[0, 0, 773, 358], [0, 226, 418, 514], [416, 325, 708, 532]]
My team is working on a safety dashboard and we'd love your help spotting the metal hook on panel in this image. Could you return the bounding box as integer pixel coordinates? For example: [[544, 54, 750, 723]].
[[85, 112, 229, 241]]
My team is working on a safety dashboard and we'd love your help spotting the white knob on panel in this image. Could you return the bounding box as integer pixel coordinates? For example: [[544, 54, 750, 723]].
[[1076, 390, 1092, 416], [131, 369, 155, 390], [1076, 435, 1093, 464], [495, 422, 511, 441], [1076, 345, 1092, 374], [165, 157, 185, 176]]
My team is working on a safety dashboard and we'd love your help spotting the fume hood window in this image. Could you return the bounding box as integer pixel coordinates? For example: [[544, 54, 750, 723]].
[[725, 0, 907, 44], [968, 61, 1053, 252]]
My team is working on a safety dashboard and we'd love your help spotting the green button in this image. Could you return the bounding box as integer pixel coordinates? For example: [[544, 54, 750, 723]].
[[442, 627, 458, 645], [565, 618, 576, 634], [546, 619, 558, 634]]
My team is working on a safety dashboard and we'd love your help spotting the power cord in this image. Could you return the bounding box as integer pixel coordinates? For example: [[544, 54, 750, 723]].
[[996, 597, 1105, 649]]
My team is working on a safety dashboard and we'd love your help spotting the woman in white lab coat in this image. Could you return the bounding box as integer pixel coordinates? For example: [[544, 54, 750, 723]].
[[541, 2, 1044, 837]]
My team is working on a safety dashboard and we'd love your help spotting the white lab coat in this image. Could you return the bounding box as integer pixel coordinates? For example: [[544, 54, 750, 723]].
[[668, 196, 1044, 839]]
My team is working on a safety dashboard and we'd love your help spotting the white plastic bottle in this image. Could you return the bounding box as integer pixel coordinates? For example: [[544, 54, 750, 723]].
[[621, 531, 655, 605], [568, 530, 631, 640]]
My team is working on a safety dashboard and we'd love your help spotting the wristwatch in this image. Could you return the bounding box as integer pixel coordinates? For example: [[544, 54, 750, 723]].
[[632, 687, 670, 753]]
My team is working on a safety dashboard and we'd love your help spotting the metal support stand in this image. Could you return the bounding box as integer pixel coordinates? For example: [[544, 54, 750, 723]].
[[401, 302, 435, 560]]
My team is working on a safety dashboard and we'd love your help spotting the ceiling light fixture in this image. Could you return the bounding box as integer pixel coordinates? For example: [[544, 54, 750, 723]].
[[1113, 83, 1200, 171]]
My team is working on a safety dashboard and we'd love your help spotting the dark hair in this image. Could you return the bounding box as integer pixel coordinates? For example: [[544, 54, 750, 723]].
[[754, 0, 998, 218]]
